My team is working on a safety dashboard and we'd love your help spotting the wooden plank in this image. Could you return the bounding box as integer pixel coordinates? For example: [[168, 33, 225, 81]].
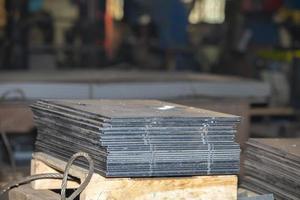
[[9, 185, 60, 200], [30, 158, 79, 190], [82, 174, 237, 200], [250, 107, 295, 116], [31, 153, 238, 200]]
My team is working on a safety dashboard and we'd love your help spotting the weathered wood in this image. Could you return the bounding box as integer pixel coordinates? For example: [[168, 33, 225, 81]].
[[250, 107, 295, 116], [30, 157, 79, 189], [9, 185, 60, 200], [31, 152, 238, 200]]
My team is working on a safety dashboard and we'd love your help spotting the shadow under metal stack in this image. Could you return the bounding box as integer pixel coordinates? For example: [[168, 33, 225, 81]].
[[31, 100, 241, 177], [242, 138, 300, 200]]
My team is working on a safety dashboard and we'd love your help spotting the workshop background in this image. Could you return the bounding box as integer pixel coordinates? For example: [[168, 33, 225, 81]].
[[0, 0, 300, 198]]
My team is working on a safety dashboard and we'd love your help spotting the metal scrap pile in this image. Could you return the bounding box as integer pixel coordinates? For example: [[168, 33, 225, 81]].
[[242, 138, 300, 200]]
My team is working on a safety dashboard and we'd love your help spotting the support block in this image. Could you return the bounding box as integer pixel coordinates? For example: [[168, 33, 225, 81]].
[[31, 153, 238, 200]]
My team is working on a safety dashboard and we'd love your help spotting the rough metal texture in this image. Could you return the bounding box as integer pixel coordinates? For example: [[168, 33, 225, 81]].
[[239, 194, 274, 200], [31, 99, 241, 178], [242, 138, 300, 200]]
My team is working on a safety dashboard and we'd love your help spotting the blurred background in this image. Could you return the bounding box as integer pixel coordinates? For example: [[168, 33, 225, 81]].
[[0, 0, 300, 186]]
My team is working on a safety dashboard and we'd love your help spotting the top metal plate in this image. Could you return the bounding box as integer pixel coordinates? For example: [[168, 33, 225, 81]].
[[36, 99, 240, 120]]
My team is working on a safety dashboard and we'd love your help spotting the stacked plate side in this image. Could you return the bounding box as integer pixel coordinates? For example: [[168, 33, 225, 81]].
[[242, 138, 300, 200], [31, 99, 241, 177]]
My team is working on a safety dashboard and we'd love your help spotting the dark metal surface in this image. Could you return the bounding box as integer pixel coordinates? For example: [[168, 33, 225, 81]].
[[31, 99, 241, 177], [36, 99, 241, 120], [239, 194, 274, 200], [242, 139, 300, 200]]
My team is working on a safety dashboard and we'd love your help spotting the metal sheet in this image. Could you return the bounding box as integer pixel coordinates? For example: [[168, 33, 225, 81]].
[[32, 99, 241, 177]]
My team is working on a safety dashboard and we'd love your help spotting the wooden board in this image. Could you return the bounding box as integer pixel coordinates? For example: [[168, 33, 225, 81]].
[[30, 155, 79, 189], [31, 152, 238, 200], [9, 185, 60, 200], [250, 107, 295, 116]]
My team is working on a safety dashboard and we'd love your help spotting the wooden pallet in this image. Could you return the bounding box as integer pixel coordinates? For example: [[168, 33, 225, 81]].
[[9, 185, 60, 200], [30, 152, 238, 200]]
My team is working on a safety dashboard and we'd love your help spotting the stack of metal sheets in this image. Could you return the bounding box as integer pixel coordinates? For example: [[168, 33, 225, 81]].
[[242, 138, 300, 200], [31, 99, 241, 178]]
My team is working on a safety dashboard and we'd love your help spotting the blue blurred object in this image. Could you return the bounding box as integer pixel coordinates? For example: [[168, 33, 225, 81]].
[[148, 0, 189, 50], [125, 0, 189, 49], [284, 0, 300, 9], [28, 0, 44, 13], [124, 0, 146, 25], [149, 0, 192, 70], [245, 14, 279, 45]]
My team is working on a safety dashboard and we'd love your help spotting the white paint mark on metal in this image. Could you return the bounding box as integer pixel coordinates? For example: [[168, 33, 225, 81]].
[[157, 105, 175, 110]]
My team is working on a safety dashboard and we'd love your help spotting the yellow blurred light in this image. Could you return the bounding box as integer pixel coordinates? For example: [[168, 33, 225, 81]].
[[189, 0, 226, 24], [107, 0, 124, 21]]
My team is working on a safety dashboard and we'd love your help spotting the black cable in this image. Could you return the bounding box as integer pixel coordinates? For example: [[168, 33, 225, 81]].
[[0, 151, 94, 200], [0, 88, 27, 172], [0, 173, 68, 195], [0, 92, 94, 199], [0, 132, 16, 173], [61, 152, 94, 200]]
